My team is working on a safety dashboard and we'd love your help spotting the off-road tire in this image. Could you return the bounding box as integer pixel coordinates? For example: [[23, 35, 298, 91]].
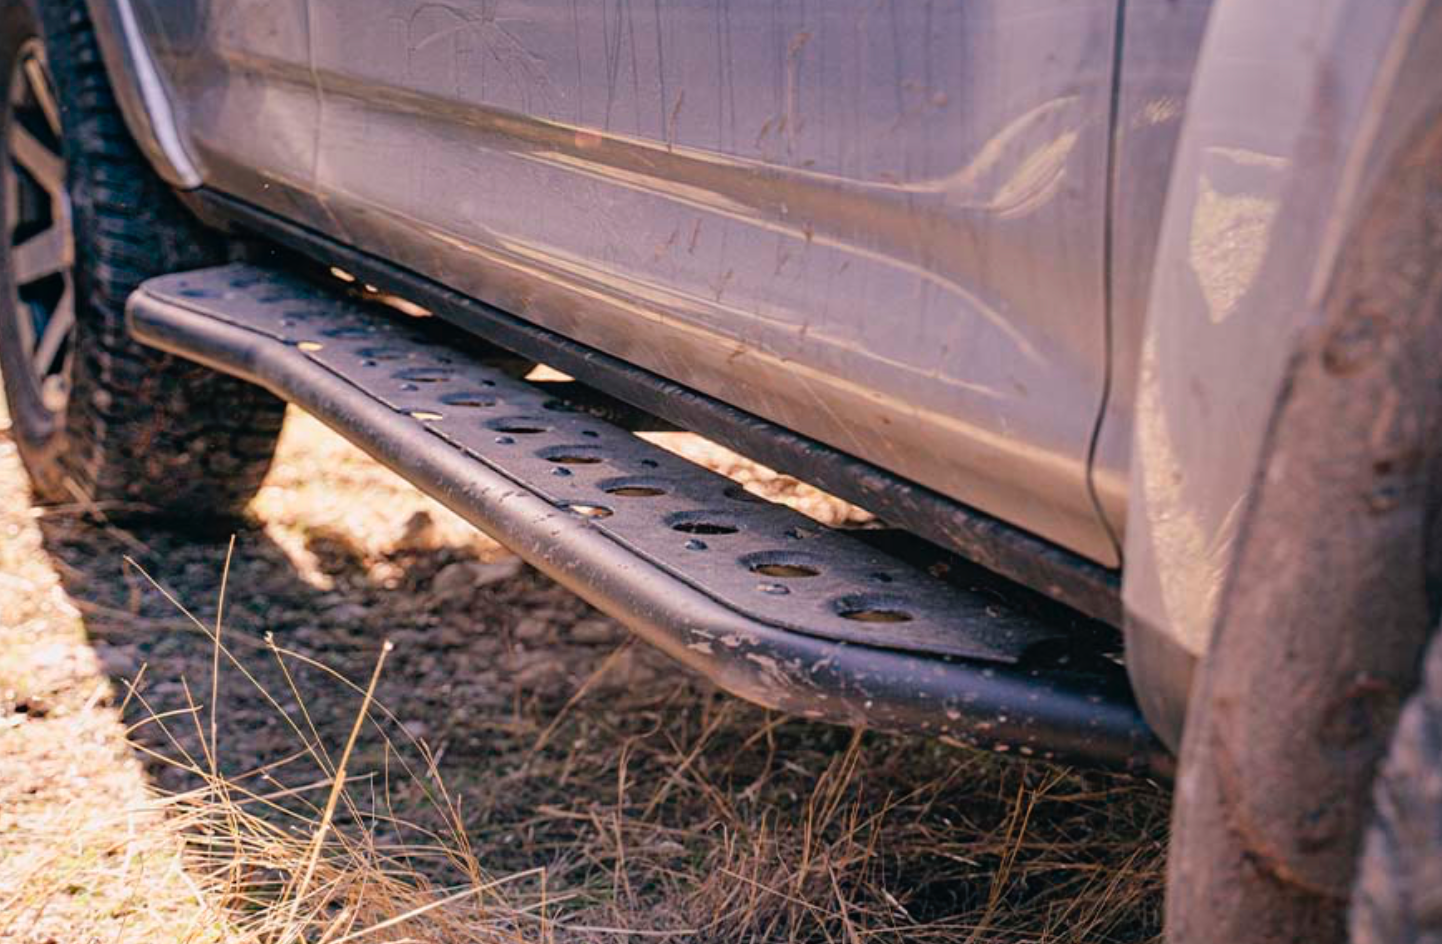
[[1351, 625, 1442, 944], [0, 0, 283, 519]]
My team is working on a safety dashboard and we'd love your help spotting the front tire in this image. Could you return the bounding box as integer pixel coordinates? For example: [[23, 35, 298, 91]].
[[0, 0, 283, 519], [1351, 623, 1442, 944]]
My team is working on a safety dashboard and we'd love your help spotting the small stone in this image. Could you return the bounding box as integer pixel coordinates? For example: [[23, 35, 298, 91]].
[[515, 655, 564, 688], [326, 603, 368, 625], [571, 618, 620, 644], [513, 616, 552, 643], [475, 557, 525, 585], [436, 624, 472, 647], [431, 558, 524, 597], [293, 625, 327, 645]]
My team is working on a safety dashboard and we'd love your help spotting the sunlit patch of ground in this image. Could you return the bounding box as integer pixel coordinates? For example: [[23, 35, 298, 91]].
[[0, 402, 1170, 943]]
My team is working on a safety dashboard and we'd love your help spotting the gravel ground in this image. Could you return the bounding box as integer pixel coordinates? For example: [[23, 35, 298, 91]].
[[0, 401, 1170, 942]]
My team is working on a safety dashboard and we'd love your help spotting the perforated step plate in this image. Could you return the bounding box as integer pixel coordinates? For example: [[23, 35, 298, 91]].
[[138, 264, 1063, 661], [129, 263, 1167, 774]]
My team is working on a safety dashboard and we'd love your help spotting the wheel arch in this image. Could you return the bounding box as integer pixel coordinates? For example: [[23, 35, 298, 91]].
[[1121, 0, 1442, 751]]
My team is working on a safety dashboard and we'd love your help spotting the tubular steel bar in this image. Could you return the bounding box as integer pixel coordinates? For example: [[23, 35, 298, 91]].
[[128, 263, 1169, 776]]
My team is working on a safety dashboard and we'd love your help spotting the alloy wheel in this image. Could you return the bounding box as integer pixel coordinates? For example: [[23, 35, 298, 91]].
[[4, 38, 74, 415]]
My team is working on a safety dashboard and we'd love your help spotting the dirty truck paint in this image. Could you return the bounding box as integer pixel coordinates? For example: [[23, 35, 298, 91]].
[[124, 0, 1125, 566]]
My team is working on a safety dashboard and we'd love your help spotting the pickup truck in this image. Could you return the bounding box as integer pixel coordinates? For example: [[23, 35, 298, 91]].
[[4, 1, 1440, 940]]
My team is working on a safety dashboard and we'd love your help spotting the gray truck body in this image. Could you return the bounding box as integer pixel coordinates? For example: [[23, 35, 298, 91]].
[[83, 0, 1429, 746]]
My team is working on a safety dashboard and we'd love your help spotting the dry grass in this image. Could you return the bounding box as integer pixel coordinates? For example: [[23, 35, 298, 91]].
[[0, 405, 1171, 943], [2, 549, 537, 943]]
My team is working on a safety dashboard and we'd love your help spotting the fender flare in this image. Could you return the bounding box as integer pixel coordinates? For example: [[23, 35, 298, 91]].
[[81, 0, 200, 188], [1131, 0, 1442, 938], [1121, 0, 1439, 750]]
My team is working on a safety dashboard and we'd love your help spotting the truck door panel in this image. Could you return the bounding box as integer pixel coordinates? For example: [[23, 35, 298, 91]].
[[133, 0, 1123, 564]]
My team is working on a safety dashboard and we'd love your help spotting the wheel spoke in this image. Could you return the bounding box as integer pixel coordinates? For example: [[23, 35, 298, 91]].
[[22, 56, 61, 135], [3, 163, 17, 234], [8, 123, 63, 195], [31, 283, 73, 376], [11, 222, 71, 285], [13, 296, 36, 355]]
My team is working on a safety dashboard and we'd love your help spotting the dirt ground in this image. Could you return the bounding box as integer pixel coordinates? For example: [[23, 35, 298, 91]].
[[0, 400, 1171, 942]]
